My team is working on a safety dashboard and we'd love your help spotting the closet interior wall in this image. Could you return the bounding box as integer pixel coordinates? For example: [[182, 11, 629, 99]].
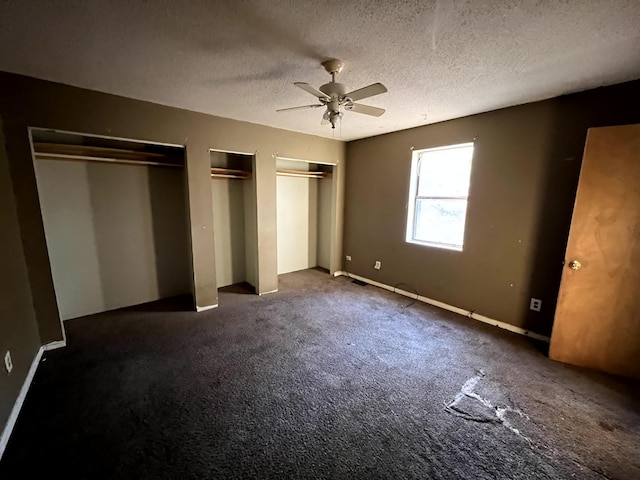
[[32, 130, 192, 320], [276, 158, 333, 275], [209, 151, 257, 291]]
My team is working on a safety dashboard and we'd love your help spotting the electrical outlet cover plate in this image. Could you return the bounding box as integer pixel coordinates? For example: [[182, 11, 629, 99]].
[[530, 298, 542, 312], [4, 351, 12, 373], [346, 255, 352, 261], [374, 261, 381, 270]]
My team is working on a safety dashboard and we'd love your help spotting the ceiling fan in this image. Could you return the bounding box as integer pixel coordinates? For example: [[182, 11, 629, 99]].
[[277, 59, 387, 129]]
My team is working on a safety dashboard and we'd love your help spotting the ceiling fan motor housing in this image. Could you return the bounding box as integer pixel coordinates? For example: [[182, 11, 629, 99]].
[[319, 82, 347, 98]]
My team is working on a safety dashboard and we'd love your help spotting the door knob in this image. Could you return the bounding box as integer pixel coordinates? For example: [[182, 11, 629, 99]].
[[568, 260, 582, 270]]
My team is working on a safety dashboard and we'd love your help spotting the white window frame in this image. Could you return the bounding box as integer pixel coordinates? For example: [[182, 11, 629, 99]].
[[405, 142, 474, 251]]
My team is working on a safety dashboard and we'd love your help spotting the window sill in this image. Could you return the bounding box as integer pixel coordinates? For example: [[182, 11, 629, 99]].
[[406, 239, 463, 252]]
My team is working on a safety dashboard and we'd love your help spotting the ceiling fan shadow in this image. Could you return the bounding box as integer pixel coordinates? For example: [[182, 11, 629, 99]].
[[198, 4, 328, 63], [203, 65, 290, 86]]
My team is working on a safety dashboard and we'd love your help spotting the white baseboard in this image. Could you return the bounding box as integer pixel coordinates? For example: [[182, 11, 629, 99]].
[[43, 340, 66, 351], [258, 289, 278, 296], [337, 272, 550, 342], [0, 346, 44, 460], [196, 304, 218, 312]]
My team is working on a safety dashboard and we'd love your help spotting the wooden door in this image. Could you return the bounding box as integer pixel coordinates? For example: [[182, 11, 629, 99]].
[[549, 124, 640, 378]]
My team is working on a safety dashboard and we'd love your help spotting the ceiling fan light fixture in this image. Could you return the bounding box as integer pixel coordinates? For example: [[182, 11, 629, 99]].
[[328, 110, 342, 129]]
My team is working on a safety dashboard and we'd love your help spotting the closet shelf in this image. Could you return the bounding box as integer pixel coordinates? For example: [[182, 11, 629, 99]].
[[33, 142, 184, 168], [277, 169, 330, 179], [211, 167, 252, 180]]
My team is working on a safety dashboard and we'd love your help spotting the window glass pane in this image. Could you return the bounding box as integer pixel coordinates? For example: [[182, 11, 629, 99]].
[[417, 145, 473, 197], [414, 199, 467, 247]]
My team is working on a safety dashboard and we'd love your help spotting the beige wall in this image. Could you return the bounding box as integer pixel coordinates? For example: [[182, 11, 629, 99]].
[[277, 174, 318, 274], [211, 178, 249, 288], [344, 80, 640, 336], [317, 176, 332, 270], [210, 151, 258, 289], [243, 157, 259, 288], [277, 160, 317, 274], [0, 72, 345, 432], [35, 160, 191, 320], [276, 159, 334, 274], [0, 116, 41, 436]]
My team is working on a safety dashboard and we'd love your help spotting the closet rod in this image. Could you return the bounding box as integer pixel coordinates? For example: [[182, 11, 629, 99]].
[[277, 169, 328, 179], [210, 167, 251, 180], [33, 142, 174, 161], [211, 174, 249, 179], [35, 153, 183, 168]]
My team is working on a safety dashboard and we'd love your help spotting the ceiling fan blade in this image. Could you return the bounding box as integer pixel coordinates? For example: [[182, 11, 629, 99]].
[[276, 104, 324, 112], [344, 83, 387, 102], [345, 103, 385, 117], [294, 82, 330, 99]]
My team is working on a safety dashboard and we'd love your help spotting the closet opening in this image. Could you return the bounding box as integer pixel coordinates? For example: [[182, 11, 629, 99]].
[[209, 150, 257, 297], [30, 128, 193, 322], [276, 157, 334, 276]]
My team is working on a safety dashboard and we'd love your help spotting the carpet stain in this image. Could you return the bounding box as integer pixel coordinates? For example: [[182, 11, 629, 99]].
[[598, 421, 617, 432], [445, 370, 532, 444]]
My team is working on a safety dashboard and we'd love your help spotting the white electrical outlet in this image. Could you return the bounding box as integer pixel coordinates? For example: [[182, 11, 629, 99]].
[[346, 255, 352, 261], [530, 298, 542, 312], [4, 351, 13, 374], [374, 261, 381, 270]]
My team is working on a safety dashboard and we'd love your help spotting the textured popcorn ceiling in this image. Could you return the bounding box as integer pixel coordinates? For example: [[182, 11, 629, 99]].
[[1, 0, 639, 141]]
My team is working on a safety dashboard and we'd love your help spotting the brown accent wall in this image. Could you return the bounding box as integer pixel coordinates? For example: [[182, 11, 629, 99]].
[[344, 80, 640, 336], [0, 72, 345, 431], [0, 115, 42, 428]]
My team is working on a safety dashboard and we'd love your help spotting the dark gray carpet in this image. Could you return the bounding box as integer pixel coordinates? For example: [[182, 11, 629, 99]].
[[1, 269, 639, 479]]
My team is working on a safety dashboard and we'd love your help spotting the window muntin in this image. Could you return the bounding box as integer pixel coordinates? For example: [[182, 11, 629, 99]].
[[406, 143, 474, 250]]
